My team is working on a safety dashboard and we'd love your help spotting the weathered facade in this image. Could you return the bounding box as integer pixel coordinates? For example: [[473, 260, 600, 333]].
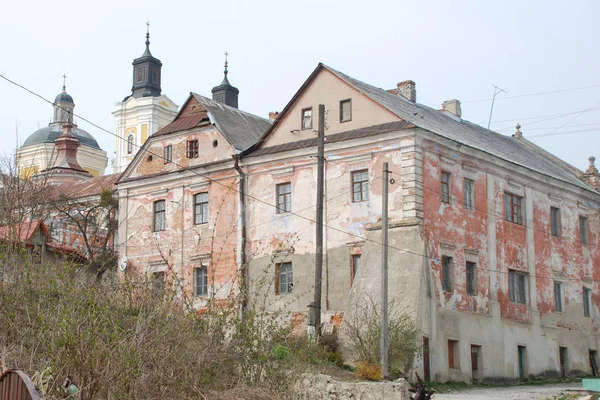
[[116, 62, 600, 383]]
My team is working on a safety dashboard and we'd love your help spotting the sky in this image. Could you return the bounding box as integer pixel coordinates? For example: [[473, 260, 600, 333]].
[[1, 0, 600, 173]]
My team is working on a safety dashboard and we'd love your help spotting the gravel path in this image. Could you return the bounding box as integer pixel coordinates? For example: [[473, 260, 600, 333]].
[[433, 382, 583, 400]]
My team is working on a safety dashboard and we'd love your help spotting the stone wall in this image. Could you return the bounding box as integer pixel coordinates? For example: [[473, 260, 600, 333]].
[[294, 374, 409, 400]]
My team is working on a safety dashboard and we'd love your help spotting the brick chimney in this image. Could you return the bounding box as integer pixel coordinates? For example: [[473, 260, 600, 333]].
[[583, 156, 600, 191], [395, 80, 416, 102], [442, 99, 462, 118], [268, 111, 279, 121]]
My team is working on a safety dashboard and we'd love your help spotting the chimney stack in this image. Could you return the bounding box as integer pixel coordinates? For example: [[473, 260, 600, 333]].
[[396, 80, 416, 102], [268, 111, 279, 121], [442, 99, 462, 118]]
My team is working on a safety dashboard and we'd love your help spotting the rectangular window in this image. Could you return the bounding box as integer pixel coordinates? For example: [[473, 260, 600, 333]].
[[584, 287, 592, 317], [551, 207, 561, 237], [441, 172, 451, 203], [186, 140, 199, 158], [504, 193, 523, 225], [194, 192, 209, 225], [153, 200, 166, 232], [554, 281, 563, 312], [509, 269, 527, 304], [301, 107, 313, 130], [194, 266, 208, 297], [164, 145, 172, 164], [352, 170, 369, 202], [442, 256, 453, 292], [152, 271, 165, 291], [276, 262, 293, 295], [351, 254, 361, 286], [464, 179, 474, 210], [466, 261, 476, 296], [448, 340, 459, 369], [340, 99, 352, 122], [276, 183, 292, 214], [580, 216, 588, 244]]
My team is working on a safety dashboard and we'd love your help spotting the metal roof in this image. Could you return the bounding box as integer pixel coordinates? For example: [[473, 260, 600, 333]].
[[22, 123, 101, 150]]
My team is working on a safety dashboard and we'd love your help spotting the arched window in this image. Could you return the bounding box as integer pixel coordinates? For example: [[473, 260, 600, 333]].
[[127, 135, 134, 154]]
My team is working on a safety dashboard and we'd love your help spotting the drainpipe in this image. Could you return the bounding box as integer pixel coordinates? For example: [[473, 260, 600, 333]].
[[233, 154, 248, 317]]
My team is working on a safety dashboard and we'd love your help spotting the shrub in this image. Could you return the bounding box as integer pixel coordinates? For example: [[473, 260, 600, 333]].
[[355, 361, 382, 381]]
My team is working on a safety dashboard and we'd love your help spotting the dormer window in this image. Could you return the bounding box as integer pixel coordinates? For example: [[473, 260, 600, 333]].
[[127, 135, 134, 154], [301, 108, 312, 130], [340, 99, 352, 122]]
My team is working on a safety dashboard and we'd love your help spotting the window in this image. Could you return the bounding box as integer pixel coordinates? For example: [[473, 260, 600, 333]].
[[551, 207, 561, 237], [464, 179, 474, 210], [276, 183, 292, 214], [466, 262, 476, 296], [352, 170, 369, 202], [194, 266, 208, 297], [584, 287, 592, 317], [580, 216, 588, 244], [276, 262, 293, 295], [340, 99, 352, 122], [509, 270, 527, 304], [30, 246, 42, 264], [164, 145, 172, 164], [186, 140, 199, 158], [441, 172, 450, 203], [152, 271, 165, 291], [351, 254, 361, 286], [127, 135, 134, 154], [504, 193, 523, 225], [554, 281, 563, 312], [442, 256, 453, 292], [448, 340, 459, 369], [153, 200, 166, 232], [301, 107, 313, 130], [194, 193, 209, 225]]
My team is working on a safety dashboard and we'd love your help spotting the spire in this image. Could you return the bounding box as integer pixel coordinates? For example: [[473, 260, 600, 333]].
[[130, 23, 162, 98], [142, 22, 152, 57], [221, 51, 230, 85], [62, 74, 67, 91], [212, 51, 239, 108], [514, 123, 522, 139]]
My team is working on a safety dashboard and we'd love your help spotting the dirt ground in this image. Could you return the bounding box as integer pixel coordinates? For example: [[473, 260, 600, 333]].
[[433, 382, 584, 400]]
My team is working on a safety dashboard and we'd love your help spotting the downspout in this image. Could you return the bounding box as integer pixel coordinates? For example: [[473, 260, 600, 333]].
[[233, 154, 248, 317]]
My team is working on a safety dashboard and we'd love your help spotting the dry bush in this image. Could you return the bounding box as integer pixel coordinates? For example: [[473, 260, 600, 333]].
[[355, 361, 382, 381], [0, 257, 322, 399]]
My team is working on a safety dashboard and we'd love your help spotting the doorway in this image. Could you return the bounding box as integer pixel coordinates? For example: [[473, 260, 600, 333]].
[[471, 345, 482, 383], [423, 337, 430, 382], [590, 350, 598, 377], [518, 346, 528, 381], [559, 347, 568, 377]]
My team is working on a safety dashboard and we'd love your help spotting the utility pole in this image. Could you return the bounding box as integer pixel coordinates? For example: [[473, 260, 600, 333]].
[[381, 162, 389, 379], [487, 84, 506, 130], [312, 104, 326, 340]]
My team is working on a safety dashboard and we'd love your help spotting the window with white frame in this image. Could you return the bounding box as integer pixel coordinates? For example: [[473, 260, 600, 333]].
[[301, 107, 313, 130], [277, 262, 293, 294], [352, 170, 369, 202], [194, 193, 209, 225], [276, 183, 292, 213]]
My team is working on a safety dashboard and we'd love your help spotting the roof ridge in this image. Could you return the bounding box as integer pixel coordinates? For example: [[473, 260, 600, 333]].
[[191, 93, 271, 123]]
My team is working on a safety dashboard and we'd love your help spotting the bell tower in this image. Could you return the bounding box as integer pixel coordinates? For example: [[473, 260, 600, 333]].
[[211, 52, 239, 109], [113, 24, 178, 174]]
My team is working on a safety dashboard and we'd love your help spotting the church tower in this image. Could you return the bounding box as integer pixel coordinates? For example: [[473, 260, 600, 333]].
[[112, 25, 178, 173], [211, 53, 239, 109]]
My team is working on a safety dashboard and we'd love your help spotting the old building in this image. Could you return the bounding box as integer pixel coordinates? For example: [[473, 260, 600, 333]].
[[112, 28, 178, 174], [117, 62, 600, 383], [117, 62, 269, 303], [16, 82, 108, 177]]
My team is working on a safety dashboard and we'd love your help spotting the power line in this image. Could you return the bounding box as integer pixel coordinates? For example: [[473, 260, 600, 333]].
[[530, 99, 600, 142]]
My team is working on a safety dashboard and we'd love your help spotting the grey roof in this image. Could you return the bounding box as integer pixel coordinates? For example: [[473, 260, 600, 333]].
[[191, 93, 271, 151], [54, 90, 73, 104], [322, 64, 594, 193], [22, 123, 101, 150]]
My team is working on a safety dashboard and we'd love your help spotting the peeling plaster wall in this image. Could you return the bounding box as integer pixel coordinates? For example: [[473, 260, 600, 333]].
[[421, 136, 600, 383]]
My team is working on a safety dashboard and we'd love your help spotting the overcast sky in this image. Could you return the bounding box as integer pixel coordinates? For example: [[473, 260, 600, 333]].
[[1, 0, 599, 173]]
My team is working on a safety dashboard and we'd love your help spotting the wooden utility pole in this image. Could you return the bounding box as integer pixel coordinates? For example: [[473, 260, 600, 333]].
[[313, 104, 326, 338], [381, 162, 389, 378]]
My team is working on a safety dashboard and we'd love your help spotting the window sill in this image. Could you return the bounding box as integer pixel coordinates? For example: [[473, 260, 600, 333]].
[[194, 222, 209, 226]]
